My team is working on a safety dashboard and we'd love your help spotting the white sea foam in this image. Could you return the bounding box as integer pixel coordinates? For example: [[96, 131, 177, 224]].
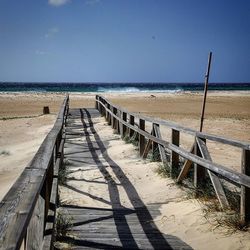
[[97, 87, 183, 93]]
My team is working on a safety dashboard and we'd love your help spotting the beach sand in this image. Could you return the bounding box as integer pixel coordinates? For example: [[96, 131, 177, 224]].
[[0, 91, 250, 249]]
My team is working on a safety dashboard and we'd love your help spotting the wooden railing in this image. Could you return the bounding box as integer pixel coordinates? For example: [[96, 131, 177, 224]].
[[96, 95, 250, 225], [0, 95, 69, 250]]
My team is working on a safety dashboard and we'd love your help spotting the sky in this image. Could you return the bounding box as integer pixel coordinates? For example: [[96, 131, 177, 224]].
[[0, 0, 249, 83]]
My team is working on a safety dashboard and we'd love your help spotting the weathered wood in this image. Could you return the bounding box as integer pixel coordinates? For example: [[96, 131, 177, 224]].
[[241, 149, 250, 224], [139, 119, 145, 156], [199, 52, 212, 132], [142, 139, 152, 159], [152, 124, 158, 154], [57, 109, 192, 250], [26, 193, 45, 250], [104, 102, 108, 120], [153, 124, 168, 166], [110, 106, 114, 128], [194, 139, 206, 188], [43, 106, 50, 114], [43, 156, 62, 250], [107, 103, 111, 125], [121, 112, 127, 138], [95, 95, 99, 110], [96, 96, 250, 150], [44, 159, 54, 224], [117, 110, 121, 134], [0, 95, 69, 249], [0, 169, 46, 249], [196, 137, 229, 208], [113, 107, 118, 131], [98, 104, 250, 188], [129, 115, 135, 138], [177, 145, 194, 183], [171, 129, 180, 176]]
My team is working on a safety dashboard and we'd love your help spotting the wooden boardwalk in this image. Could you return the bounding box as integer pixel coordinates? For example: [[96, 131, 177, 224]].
[[56, 108, 192, 249], [1, 95, 249, 249]]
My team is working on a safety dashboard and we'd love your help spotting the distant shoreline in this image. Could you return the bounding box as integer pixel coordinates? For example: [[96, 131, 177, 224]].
[[0, 90, 250, 97], [0, 82, 250, 93]]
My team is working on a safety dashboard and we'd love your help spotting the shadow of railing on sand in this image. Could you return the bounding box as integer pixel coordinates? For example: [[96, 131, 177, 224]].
[[58, 108, 192, 249]]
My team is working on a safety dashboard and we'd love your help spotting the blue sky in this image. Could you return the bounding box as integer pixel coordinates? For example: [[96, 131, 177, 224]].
[[0, 0, 249, 82]]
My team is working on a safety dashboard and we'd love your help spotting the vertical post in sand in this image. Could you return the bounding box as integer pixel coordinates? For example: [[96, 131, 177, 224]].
[[139, 119, 145, 157], [177, 52, 213, 184], [199, 51, 212, 133], [95, 95, 99, 110], [241, 149, 250, 225], [129, 115, 135, 138], [194, 52, 212, 188], [171, 129, 180, 177], [121, 112, 127, 138]]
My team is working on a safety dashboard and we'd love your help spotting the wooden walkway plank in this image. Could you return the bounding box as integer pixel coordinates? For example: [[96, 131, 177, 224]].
[[56, 108, 192, 250]]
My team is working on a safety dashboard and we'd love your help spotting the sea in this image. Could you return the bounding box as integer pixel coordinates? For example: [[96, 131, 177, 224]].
[[0, 82, 250, 93]]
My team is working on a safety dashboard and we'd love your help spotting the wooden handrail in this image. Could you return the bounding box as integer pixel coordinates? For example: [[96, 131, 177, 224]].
[[96, 95, 250, 224], [97, 95, 250, 150], [0, 94, 69, 249], [97, 98, 250, 188]]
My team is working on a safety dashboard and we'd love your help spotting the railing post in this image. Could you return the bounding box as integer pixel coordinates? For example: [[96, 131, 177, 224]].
[[113, 107, 117, 130], [101, 98, 105, 117], [117, 110, 121, 134], [139, 118, 145, 156], [121, 112, 127, 138], [104, 101, 108, 120], [26, 155, 54, 249], [26, 193, 45, 249], [152, 123, 158, 154], [95, 95, 98, 110], [110, 105, 114, 128], [99, 97, 102, 115], [107, 103, 111, 125], [241, 149, 250, 225], [171, 129, 179, 177], [194, 137, 206, 189], [129, 115, 135, 138]]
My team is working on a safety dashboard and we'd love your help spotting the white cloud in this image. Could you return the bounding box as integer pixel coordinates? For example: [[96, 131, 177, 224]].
[[48, 0, 71, 7], [45, 27, 59, 38], [35, 50, 48, 56], [85, 0, 100, 5]]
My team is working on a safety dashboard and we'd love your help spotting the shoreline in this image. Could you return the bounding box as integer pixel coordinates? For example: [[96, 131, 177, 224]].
[[0, 90, 250, 94]]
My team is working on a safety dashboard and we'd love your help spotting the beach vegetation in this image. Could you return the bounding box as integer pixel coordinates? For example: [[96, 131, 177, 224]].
[[55, 209, 73, 238], [0, 150, 10, 156], [184, 178, 247, 232], [154, 155, 247, 233], [129, 132, 139, 147], [58, 159, 69, 185], [122, 130, 139, 146], [122, 133, 130, 143], [155, 163, 171, 177], [149, 148, 161, 162], [202, 189, 247, 233], [0, 114, 43, 120]]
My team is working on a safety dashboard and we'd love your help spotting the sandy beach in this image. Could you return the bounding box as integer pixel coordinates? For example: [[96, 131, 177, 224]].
[[0, 91, 250, 249], [1, 91, 249, 198]]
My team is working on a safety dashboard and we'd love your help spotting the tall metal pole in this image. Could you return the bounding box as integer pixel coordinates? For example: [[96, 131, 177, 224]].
[[199, 52, 212, 132]]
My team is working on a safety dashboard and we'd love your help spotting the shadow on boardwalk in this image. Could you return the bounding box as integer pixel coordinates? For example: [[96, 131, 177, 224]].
[[57, 108, 192, 250]]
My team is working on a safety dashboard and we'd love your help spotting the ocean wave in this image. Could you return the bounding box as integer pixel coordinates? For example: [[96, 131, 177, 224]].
[[97, 87, 141, 92], [97, 87, 183, 93], [26, 89, 47, 93]]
